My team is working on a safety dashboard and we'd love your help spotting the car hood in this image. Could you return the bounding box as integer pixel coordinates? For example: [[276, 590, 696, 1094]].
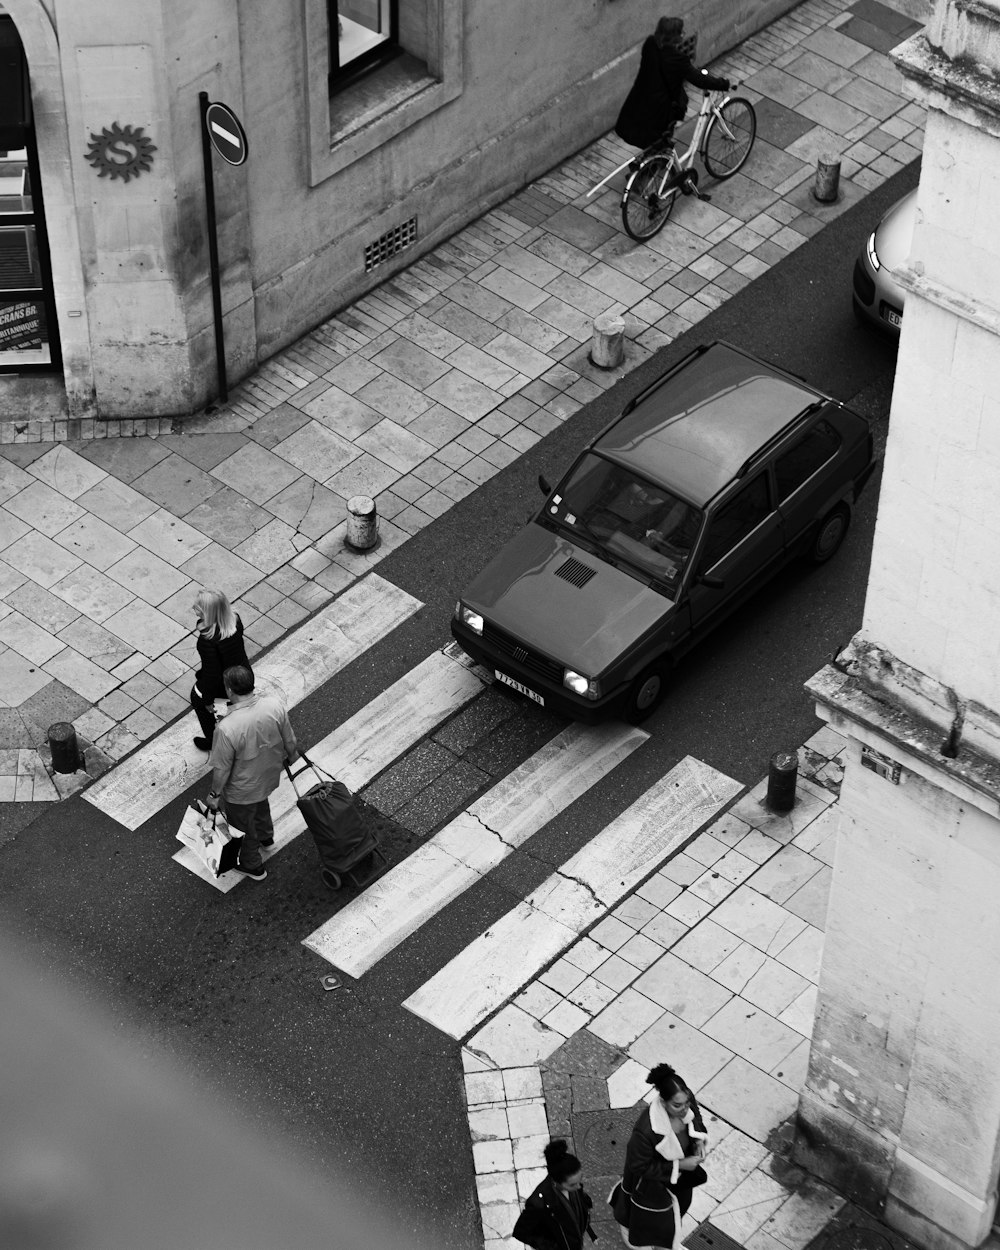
[[874, 188, 916, 273], [462, 524, 674, 676]]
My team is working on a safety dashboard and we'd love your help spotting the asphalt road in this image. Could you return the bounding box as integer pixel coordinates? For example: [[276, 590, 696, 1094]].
[[0, 159, 917, 1249]]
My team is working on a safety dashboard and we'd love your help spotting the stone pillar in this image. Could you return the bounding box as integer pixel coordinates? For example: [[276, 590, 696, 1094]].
[[794, 5, 1000, 1250]]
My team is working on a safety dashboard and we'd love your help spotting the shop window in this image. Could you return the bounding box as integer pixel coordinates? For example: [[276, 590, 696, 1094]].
[[305, 0, 462, 185], [0, 16, 58, 372]]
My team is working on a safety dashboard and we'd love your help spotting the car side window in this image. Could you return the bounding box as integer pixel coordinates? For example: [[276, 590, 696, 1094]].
[[774, 419, 842, 503], [701, 474, 771, 570]]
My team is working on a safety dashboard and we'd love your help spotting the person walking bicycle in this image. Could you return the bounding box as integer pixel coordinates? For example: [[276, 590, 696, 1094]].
[[590, 17, 756, 240], [615, 16, 729, 151]]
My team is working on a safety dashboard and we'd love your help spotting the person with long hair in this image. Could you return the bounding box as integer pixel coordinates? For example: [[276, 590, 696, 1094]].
[[513, 1139, 596, 1250], [189, 589, 251, 751], [609, 1064, 708, 1249], [615, 16, 729, 151]]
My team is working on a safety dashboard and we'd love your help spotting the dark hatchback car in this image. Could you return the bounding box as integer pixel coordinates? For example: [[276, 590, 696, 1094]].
[[452, 342, 877, 723]]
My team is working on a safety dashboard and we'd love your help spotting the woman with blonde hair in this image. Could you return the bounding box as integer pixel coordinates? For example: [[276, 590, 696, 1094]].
[[189, 589, 251, 751]]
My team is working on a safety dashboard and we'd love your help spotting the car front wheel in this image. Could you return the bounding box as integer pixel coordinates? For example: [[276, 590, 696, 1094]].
[[623, 662, 669, 723], [810, 503, 851, 564]]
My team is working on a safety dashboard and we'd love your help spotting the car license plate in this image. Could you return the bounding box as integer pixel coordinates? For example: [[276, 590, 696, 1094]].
[[495, 670, 544, 705], [884, 307, 902, 327]]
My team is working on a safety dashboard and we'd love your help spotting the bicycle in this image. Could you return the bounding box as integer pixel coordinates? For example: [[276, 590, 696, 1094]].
[[588, 88, 757, 241]]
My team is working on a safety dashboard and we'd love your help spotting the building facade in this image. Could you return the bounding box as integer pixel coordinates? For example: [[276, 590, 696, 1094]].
[[0, 0, 800, 419], [795, 2, 1000, 1248]]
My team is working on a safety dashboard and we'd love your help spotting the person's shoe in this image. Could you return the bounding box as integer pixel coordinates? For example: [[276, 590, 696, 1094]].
[[193, 737, 211, 751], [260, 838, 274, 848], [235, 864, 267, 881]]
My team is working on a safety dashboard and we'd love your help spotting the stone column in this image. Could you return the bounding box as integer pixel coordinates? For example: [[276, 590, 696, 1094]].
[[794, 4, 1000, 1250]]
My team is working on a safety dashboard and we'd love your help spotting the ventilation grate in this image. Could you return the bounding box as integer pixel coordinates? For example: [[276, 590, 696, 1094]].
[[555, 557, 598, 588], [683, 1222, 746, 1250], [364, 216, 418, 272]]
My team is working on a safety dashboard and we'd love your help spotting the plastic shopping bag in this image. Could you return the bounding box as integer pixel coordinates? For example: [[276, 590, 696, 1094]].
[[176, 800, 240, 877]]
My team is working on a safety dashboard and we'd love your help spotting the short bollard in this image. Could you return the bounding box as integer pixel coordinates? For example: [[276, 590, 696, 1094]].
[[590, 311, 626, 369], [345, 495, 378, 551], [766, 750, 798, 813], [813, 153, 841, 203], [48, 722, 81, 774]]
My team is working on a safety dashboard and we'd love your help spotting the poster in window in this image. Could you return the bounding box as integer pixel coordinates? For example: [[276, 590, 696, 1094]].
[[0, 296, 45, 351]]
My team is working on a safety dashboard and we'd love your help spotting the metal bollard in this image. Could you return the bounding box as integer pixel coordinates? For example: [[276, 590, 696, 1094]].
[[48, 722, 81, 774], [590, 311, 626, 369], [766, 749, 798, 813], [345, 495, 378, 550], [813, 154, 841, 203]]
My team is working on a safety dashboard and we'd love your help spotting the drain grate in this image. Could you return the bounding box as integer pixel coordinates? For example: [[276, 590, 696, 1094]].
[[683, 1222, 747, 1250], [364, 216, 418, 272]]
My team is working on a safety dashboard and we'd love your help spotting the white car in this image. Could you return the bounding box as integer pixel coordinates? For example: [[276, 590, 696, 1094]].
[[852, 188, 916, 336]]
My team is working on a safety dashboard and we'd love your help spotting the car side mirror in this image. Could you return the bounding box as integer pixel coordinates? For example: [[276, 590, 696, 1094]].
[[538, 473, 552, 496], [697, 573, 725, 589]]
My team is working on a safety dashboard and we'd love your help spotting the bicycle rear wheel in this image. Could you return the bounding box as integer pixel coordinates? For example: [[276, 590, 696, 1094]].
[[702, 98, 756, 178], [621, 156, 677, 240]]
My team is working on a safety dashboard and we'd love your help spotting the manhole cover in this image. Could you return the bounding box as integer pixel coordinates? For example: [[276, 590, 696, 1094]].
[[574, 1109, 636, 1174], [684, 1221, 747, 1250]]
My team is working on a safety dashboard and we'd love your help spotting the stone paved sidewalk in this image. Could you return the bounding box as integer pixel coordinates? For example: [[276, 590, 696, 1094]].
[[0, 0, 925, 800], [459, 728, 918, 1250]]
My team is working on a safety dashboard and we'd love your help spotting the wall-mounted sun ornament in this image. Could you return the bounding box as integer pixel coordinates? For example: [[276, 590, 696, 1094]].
[[84, 122, 157, 182]]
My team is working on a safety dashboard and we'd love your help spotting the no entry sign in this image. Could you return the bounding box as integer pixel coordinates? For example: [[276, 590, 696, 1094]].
[[205, 101, 248, 166]]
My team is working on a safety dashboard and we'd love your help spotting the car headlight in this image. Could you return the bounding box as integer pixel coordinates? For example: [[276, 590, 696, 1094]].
[[455, 602, 484, 635], [563, 670, 600, 700], [865, 230, 880, 271]]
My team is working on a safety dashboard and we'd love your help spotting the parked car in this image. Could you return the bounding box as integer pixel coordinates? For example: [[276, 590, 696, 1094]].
[[852, 188, 916, 335], [452, 341, 877, 723]]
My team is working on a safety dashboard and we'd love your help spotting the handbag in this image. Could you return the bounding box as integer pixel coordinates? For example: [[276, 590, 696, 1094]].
[[176, 800, 242, 877]]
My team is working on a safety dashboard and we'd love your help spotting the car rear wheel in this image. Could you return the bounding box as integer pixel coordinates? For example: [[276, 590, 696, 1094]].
[[810, 504, 851, 564], [623, 662, 669, 723]]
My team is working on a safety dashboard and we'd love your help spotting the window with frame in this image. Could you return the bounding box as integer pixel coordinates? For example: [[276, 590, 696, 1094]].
[[327, 0, 401, 93], [774, 419, 842, 503], [701, 474, 771, 569], [305, 0, 461, 184]]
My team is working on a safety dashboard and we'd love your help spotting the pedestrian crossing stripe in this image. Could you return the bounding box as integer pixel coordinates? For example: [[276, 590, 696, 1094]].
[[84, 574, 422, 831], [402, 755, 741, 1040], [173, 647, 489, 891], [302, 721, 649, 975]]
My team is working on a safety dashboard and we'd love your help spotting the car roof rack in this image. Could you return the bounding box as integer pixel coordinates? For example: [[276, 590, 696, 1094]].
[[733, 400, 827, 479]]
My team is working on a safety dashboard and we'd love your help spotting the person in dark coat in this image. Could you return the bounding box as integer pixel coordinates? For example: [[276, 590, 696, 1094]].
[[514, 1139, 597, 1250], [189, 589, 252, 751], [609, 1064, 708, 1249], [615, 16, 729, 150]]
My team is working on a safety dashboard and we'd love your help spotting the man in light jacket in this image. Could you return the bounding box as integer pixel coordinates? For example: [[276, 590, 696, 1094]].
[[205, 665, 299, 881]]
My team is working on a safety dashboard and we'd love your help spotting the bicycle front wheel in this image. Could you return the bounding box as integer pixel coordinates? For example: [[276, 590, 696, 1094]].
[[702, 98, 756, 179], [621, 156, 677, 241]]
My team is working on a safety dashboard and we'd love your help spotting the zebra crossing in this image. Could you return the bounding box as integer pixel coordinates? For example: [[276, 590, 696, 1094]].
[[403, 756, 741, 1039], [89, 571, 744, 1041], [302, 718, 649, 974]]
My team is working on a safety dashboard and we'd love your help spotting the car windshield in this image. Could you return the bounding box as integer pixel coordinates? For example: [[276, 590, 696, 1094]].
[[546, 453, 702, 591]]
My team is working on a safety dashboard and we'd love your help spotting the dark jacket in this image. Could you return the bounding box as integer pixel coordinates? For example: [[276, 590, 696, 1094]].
[[194, 616, 250, 701], [610, 1099, 708, 1247], [615, 35, 729, 149], [513, 1177, 595, 1250]]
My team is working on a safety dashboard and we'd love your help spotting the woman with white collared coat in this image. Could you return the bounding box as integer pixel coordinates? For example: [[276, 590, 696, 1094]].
[[609, 1064, 708, 1249]]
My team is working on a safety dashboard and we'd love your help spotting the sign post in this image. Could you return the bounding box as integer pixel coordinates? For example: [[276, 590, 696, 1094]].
[[198, 94, 248, 405]]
